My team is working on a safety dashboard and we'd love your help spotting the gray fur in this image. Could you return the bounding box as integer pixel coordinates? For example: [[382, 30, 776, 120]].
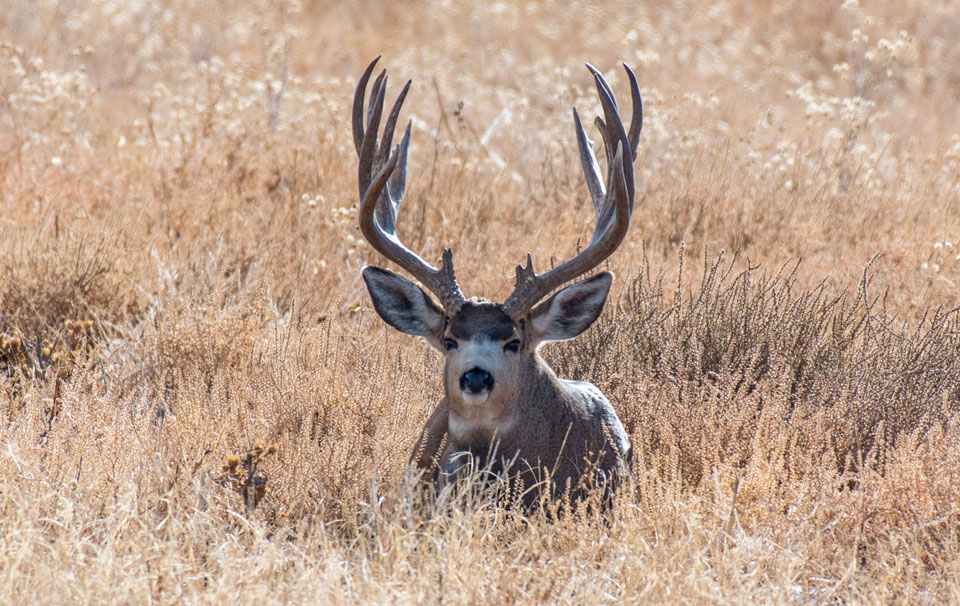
[[406, 279, 632, 509], [411, 354, 631, 508]]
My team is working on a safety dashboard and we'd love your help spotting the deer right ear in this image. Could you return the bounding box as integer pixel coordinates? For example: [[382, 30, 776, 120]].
[[362, 267, 444, 344], [529, 272, 613, 344]]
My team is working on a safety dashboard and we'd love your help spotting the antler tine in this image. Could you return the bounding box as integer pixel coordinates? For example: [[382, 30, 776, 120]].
[[366, 70, 387, 130], [357, 71, 386, 198], [377, 120, 411, 234], [586, 64, 634, 205], [378, 79, 411, 172], [352, 56, 379, 156], [503, 64, 642, 319], [623, 63, 643, 158], [352, 57, 465, 312], [581, 64, 642, 239], [573, 108, 605, 220], [589, 63, 643, 159]]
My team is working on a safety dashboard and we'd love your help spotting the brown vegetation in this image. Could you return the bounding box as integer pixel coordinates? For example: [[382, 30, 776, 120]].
[[1, 1, 959, 603]]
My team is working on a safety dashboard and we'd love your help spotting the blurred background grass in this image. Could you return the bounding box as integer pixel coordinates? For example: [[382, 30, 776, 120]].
[[1, 1, 959, 603]]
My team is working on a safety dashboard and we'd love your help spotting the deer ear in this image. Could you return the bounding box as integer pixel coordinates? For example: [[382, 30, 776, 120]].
[[530, 272, 613, 343], [362, 267, 444, 343]]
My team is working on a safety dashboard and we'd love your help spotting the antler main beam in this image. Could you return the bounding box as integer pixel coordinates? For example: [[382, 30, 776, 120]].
[[353, 57, 466, 312], [503, 64, 642, 319]]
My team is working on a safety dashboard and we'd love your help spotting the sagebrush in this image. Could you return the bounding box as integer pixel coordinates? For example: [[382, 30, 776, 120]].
[[1, 1, 959, 604]]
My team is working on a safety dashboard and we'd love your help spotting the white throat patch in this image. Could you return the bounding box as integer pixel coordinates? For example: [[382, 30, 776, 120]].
[[461, 391, 489, 405], [449, 409, 517, 442]]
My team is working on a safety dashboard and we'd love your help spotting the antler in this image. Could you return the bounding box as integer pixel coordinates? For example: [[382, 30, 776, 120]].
[[502, 63, 642, 319], [353, 56, 466, 312]]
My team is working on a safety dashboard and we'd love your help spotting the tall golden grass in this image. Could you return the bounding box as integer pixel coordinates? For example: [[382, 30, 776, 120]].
[[1, 0, 959, 603]]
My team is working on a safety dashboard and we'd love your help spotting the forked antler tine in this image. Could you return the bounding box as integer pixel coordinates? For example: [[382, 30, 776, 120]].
[[376, 120, 411, 234], [353, 60, 412, 230], [584, 65, 640, 240], [352, 58, 466, 312], [586, 66, 634, 204], [579, 65, 639, 217], [597, 142, 631, 246], [360, 148, 400, 244], [503, 143, 631, 318], [588, 63, 643, 159], [592, 115, 619, 213], [576, 108, 620, 232]]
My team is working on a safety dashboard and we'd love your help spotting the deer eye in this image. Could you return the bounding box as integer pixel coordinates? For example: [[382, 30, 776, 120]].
[[443, 338, 458, 351], [503, 339, 521, 353]]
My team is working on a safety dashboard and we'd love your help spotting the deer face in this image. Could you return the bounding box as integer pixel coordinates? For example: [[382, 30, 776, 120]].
[[362, 267, 613, 412], [441, 302, 519, 407]]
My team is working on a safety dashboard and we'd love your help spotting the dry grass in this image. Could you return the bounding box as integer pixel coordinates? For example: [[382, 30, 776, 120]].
[[2, 0, 960, 603]]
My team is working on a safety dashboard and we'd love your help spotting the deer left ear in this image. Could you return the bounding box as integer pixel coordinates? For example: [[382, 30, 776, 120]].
[[362, 266, 445, 346], [530, 272, 613, 343]]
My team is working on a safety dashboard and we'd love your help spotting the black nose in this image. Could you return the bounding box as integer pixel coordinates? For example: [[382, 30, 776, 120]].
[[460, 367, 494, 394]]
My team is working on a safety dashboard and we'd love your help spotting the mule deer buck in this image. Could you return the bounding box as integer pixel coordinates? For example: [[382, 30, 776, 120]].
[[353, 57, 640, 507]]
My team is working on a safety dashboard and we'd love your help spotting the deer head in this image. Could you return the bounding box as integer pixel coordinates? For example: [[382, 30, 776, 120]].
[[353, 56, 640, 426]]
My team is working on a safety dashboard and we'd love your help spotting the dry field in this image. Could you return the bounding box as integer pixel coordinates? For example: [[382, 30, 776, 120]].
[[2, 1, 960, 603]]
